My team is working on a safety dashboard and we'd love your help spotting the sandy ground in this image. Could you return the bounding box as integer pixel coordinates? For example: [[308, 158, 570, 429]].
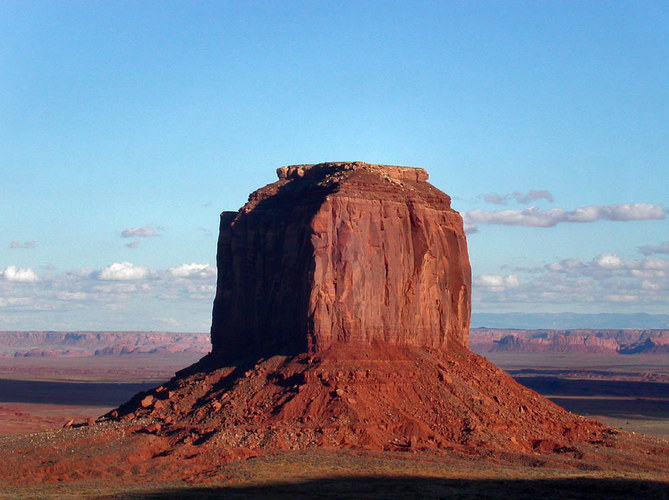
[[0, 351, 668, 498], [1, 441, 668, 499], [0, 352, 203, 382], [488, 352, 669, 440], [0, 402, 112, 436], [2, 352, 669, 439], [0, 353, 200, 436]]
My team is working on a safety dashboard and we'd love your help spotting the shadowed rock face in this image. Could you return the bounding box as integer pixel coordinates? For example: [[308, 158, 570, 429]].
[[211, 162, 471, 360]]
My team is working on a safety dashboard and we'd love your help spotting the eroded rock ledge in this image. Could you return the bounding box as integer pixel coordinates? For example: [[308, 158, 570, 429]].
[[277, 161, 429, 182]]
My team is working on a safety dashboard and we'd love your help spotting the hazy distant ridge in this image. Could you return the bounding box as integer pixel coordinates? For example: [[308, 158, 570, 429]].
[[2, 328, 669, 358], [0, 331, 210, 358], [471, 328, 669, 355], [472, 313, 669, 330]]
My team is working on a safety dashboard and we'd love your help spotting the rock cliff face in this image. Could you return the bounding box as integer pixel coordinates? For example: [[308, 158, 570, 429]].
[[210, 162, 471, 360]]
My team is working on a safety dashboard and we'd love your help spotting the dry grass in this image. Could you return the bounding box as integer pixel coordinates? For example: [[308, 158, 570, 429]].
[[3, 450, 667, 499]]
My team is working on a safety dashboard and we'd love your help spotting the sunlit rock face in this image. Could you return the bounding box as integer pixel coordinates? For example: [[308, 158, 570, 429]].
[[210, 162, 471, 360]]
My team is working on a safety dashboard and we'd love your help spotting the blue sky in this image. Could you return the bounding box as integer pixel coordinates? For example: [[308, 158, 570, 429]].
[[1, 1, 667, 331]]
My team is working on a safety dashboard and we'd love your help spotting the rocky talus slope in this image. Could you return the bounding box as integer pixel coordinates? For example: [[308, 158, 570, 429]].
[[110, 343, 610, 456]]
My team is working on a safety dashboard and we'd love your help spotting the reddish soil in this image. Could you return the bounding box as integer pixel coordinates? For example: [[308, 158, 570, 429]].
[[0, 353, 198, 438], [0, 352, 203, 382], [0, 402, 115, 437], [2, 343, 667, 492], [0, 377, 154, 437]]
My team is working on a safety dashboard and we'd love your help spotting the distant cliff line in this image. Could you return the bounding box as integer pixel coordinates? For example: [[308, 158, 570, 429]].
[[0, 331, 210, 358], [472, 312, 669, 330], [470, 327, 669, 355], [1, 329, 668, 357]]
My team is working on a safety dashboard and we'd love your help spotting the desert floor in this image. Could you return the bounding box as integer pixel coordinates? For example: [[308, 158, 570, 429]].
[[1, 351, 668, 498], [486, 352, 669, 441], [2, 446, 669, 499]]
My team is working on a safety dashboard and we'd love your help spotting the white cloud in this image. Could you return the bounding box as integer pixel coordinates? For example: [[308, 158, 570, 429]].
[[474, 274, 519, 291], [98, 262, 148, 281], [2, 265, 39, 282], [121, 225, 162, 238], [125, 239, 141, 249], [463, 220, 478, 234], [546, 255, 669, 277], [0, 297, 34, 308], [56, 291, 88, 301], [168, 263, 216, 279], [593, 253, 624, 269], [642, 258, 669, 270], [513, 190, 554, 204], [639, 241, 669, 256], [483, 193, 508, 205], [630, 269, 665, 279], [546, 259, 584, 272], [473, 251, 669, 311], [154, 317, 180, 328], [482, 190, 554, 205], [464, 203, 665, 228], [10, 241, 36, 249], [641, 280, 661, 291], [602, 204, 666, 221], [605, 294, 638, 303], [0, 261, 218, 330]]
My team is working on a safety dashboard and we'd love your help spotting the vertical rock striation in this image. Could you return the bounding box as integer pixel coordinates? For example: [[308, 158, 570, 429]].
[[211, 162, 471, 360]]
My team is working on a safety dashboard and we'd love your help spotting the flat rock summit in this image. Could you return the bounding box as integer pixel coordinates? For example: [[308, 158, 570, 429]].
[[2, 162, 668, 489]]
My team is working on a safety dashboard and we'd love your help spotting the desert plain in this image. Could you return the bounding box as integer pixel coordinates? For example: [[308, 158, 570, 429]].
[[1, 329, 668, 499]]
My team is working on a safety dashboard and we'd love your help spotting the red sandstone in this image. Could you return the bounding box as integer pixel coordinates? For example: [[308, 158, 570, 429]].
[[211, 162, 470, 359]]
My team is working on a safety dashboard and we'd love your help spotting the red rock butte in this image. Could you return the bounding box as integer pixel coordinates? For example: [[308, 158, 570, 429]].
[[210, 161, 471, 361], [3, 163, 668, 493], [99, 161, 629, 463]]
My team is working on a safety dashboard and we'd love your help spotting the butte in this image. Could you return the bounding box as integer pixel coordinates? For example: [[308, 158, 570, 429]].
[[109, 162, 613, 455]]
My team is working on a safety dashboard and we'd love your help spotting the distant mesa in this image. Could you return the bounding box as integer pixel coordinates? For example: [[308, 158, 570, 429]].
[[0, 331, 210, 358], [3, 327, 667, 358], [469, 328, 669, 355]]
